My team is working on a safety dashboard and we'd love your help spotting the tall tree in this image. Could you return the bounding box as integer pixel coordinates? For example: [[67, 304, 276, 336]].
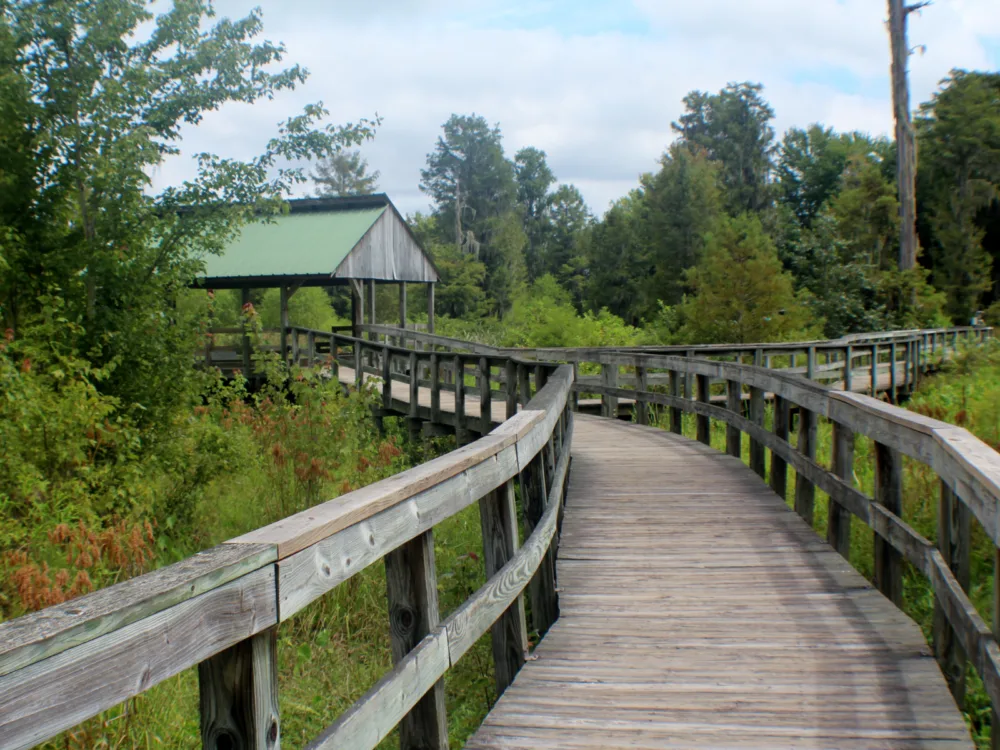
[[672, 83, 776, 214], [514, 147, 556, 280], [917, 70, 1000, 321], [312, 149, 380, 197], [546, 184, 593, 284], [586, 194, 647, 323], [887, 0, 930, 270], [419, 114, 520, 314]]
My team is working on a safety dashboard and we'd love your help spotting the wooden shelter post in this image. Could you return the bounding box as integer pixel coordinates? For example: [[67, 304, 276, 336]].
[[367, 279, 376, 341], [240, 287, 251, 376], [427, 283, 435, 334], [351, 280, 363, 340], [399, 282, 407, 330]]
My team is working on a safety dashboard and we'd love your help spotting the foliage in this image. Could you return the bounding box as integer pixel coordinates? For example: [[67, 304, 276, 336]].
[[312, 149, 381, 197], [515, 147, 557, 281], [259, 287, 348, 332], [679, 214, 817, 343], [918, 70, 1000, 322]]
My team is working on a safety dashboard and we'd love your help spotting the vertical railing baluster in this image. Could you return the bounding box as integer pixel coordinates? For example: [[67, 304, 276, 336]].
[[726, 380, 741, 458], [828, 421, 854, 559], [844, 345, 853, 392], [382, 346, 392, 410], [749, 386, 765, 479], [871, 344, 879, 397], [480, 357, 492, 434], [889, 341, 898, 404], [505, 360, 518, 420], [874, 441, 903, 605], [636, 363, 649, 426], [794, 406, 817, 526], [771, 395, 790, 501], [933, 480, 970, 707], [455, 355, 467, 445], [669, 369, 683, 434], [430, 352, 441, 425], [696, 374, 711, 446]]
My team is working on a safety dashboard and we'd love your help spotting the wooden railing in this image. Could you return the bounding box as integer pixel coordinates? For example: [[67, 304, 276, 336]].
[[549, 342, 1000, 732], [0, 349, 574, 750]]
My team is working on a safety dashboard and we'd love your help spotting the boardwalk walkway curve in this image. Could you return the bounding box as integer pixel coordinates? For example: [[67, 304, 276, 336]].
[[0, 325, 997, 749]]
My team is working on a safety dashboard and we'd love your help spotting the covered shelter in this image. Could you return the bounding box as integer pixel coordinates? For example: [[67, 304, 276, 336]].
[[196, 193, 439, 361]]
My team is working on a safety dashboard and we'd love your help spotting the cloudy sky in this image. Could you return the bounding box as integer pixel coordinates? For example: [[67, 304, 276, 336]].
[[151, 0, 1000, 217]]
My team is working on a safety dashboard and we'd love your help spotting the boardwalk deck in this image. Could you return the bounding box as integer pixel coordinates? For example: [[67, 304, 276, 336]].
[[465, 415, 972, 749]]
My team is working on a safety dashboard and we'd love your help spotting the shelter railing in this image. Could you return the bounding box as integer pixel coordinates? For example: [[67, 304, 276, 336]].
[[0, 350, 575, 750]]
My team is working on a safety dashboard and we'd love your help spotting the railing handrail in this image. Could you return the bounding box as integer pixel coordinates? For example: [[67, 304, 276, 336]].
[[0, 341, 575, 750]]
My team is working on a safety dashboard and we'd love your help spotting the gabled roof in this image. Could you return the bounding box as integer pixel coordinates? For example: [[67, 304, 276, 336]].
[[198, 194, 439, 288]]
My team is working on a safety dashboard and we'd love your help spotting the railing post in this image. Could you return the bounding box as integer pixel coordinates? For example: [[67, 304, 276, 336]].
[[505, 359, 518, 420], [636, 364, 649, 426], [871, 344, 879, 397], [770, 395, 789, 500], [807, 346, 816, 380], [307, 330, 316, 365], [354, 342, 363, 390], [602, 362, 618, 419], [455, 355, 467, 445], [726, 380, 741, 458], [794, 407, 817, 526], [480, 357, 492, 434], [430, 353, 441, 424], [384, 531, 448, 749], [518, 362, 531, 406], [933, 480, 970, 708], [523, 450, 558, 638], [199, 627, 280, 750], [873, 441, 903, 606], [571, 362, 579, 412], [844, 345, 853, 392], [828, 421, 854, 559], [749, 386, 765, 479], [409, 351, 420, 439], [696, 374, 711, 446], [684, 350, 694, 399], [479, 480, 528, 697], [382, 346, 392, 410], [669, 369, 683, 434], [889, 341, 898, 404]]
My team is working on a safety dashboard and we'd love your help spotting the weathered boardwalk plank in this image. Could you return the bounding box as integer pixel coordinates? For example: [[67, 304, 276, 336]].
[[465, 415, 972, 749]]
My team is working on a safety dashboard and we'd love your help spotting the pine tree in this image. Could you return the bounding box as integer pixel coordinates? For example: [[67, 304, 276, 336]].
[[312, 149, 380, 197]]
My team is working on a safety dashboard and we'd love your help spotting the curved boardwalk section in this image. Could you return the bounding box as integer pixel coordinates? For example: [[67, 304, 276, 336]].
[[466, 415, 972, 749]]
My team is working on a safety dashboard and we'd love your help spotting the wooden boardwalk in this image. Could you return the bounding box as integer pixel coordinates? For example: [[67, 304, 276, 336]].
[[466, 415, 972, 749]]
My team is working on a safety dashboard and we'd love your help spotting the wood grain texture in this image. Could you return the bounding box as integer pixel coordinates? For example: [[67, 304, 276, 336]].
[[934, 480, 970, 707], [0, 567, 277, 750], [795, 407, 817, 526], [875, 441, 904, 607], [829, 421, 855, 560], [466, 415, 972, 749]]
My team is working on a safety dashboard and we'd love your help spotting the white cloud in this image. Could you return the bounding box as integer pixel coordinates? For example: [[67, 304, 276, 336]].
[[151, 0, 1000, 216]]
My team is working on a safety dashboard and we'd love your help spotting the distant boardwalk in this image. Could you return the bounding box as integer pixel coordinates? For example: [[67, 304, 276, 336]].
[[466, 415, 972, 749]]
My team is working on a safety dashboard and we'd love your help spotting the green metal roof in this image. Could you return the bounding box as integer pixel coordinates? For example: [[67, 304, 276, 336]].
[[202, 206, 386, 280]]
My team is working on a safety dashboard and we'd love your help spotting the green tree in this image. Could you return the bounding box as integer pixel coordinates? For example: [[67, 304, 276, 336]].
[[312, 149, 381, 197], [917, 70, 1000, 322], [409, 213, 487, 318], [672, 83, 776, 214], [419, 114, 520, 314], [0, 0, 375, 431], [586, 194, 647, 323], [514, 147, 556, 280], [641, 144, 723, 306], [679, 214, 815, 343], [546, 184, 592, 286]]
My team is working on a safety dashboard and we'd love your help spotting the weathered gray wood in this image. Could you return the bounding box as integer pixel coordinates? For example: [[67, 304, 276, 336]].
[[505, 360, 518, 420], [807, 345, 816, 380], [427, 283, 435, 333], [523, 450, 558, 638], [771, 395, 790, 501], [602, 363, 619, 419], [890, 341, 898, 403], [696, 374, 711, 445], [934, 480, 970, 708], [794, 407, 817, 526], [669, 370, 683, 434], [480, 357, 492, 434], [409, 351, 419, 422], [871, 344, 879, 397], [382, 346, 392, 409], [0, 543, 275, 679], [354, 342, 363, 389], [399, 282, 407, 330], [874, 441, 904, 606], [479, 480, 528, 697], [726, 380, 742, 458], [0, 567, 277, 750], [430, 353, 441, 423], [828, 421, 855, 560], [384, 530, 448, 749], [241, 287, 252, 375], [749, 386, 765, 479], [455, 355, 468, 444], [845, 344, 854, 392], [636, 365, 649, 426], [199, 626, 280, 750]]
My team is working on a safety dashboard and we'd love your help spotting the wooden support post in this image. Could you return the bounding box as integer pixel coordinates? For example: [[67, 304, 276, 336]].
[[696, 374, 711, 446], [571, 362, 579, 411], [889, 341, 898, 404], [871, 344, 879, 397], [351, 280, 363, 340], [749, 386, 765, 479], [384, 531, 448, 750], [429, 352, 441, 425], [399, 282, 407, 332], [806, 346, 816, 380], [354, 342, 363, 390], [409, 352, 419, 439], [636, 364, 649, 426], [480, 357, 492, 434], [240, 288, 252, 377], [754, 348, 763, 367], [874, 441, 903, 606], [306, 330, 315, 366], [828, 421, 854, 560], [726, 380, 741, 458], [382, 346, 392, 409], [844, 345, 853, 392], [934, 480, 970, 708], [479, 480, 528, 697], [602, 363, 618, 419], [771, 395, 790, 501], [427, 283, 435, 334], [199, 627, 280, 750], [366, 279, 376, 338], [519, 362, 531, 406], [455, 356, 467, 445], [279, 286, 290, 366], [669, 370, 683, 435], [330, 335, 339, 379], [505, 360, 518, 420], [794, 408, 817, 526], [684, 350, 694, 399], [522, 451, 558, 638]]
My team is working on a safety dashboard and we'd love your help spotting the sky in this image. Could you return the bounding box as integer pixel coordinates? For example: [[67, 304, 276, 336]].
[[149, 0, 1000, 217]]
